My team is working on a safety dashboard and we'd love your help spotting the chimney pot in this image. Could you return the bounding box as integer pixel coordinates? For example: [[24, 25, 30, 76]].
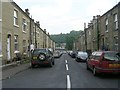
[[25, 9, 30, 16]]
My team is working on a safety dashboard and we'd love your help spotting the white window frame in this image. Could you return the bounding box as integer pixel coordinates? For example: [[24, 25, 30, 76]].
[[14, 9, 19, 26], [114, 14, 118, 30], [114, 36, 118, 51], [105, 18, 108, 32], [14, 35, 19, 51], [22, 18, 27, 32]]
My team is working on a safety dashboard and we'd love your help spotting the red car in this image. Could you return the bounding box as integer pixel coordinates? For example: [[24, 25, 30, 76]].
[[86, 51, 120, 76]]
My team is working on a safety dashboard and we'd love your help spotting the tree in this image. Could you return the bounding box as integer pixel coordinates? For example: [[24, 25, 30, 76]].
[[50, 30, 83, 50], [65, 35, 74, 50]]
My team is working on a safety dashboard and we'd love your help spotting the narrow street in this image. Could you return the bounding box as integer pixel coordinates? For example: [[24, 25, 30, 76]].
[[2, 54, 120, 89]]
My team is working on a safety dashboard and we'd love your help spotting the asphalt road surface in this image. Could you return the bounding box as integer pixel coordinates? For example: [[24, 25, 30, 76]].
[[2, 54, 120, 89]]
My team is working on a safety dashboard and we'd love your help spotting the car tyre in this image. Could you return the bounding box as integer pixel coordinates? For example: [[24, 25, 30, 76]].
[[31, 64, 35, 68], [52, 61, 55, 65], [49, 61, 53, 67], [86, 64, 90, 70]]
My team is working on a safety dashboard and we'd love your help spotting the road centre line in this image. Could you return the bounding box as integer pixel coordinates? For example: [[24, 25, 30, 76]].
[[67, 75, 71, 90], [66, 64, 69, 71], [65, 60, 68, 64]]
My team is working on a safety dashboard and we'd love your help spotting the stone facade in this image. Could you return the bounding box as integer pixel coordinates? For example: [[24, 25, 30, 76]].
[[79, 32, 86, 51], [1, 2, 55, 65], [0, 0, 2, 56], [0, 0, 2, 68], [2, 2, 30, 64], [118, 2, 120, 52], [99, 4, 119, 51], [76, 2, 119, 52]]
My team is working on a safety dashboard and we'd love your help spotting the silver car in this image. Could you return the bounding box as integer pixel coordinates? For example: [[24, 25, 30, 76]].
[[76, 51, 88, 62]]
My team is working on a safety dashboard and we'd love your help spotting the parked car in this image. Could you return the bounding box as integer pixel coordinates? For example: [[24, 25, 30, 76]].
[[86, 51, 120, 76], [76, 51, 88, 62], [31, 48, 55, 68], [68, 51, 73, 56], [53, 50, 62, 58], [70, 51, 77, 58]]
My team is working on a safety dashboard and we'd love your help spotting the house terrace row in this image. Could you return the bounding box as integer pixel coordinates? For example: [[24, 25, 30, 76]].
[[75, 2, 120, 53], [1, 1, 55, 65]]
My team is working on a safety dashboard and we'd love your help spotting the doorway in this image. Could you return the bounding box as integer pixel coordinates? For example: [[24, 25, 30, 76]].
[[7, 34, 11, 61]]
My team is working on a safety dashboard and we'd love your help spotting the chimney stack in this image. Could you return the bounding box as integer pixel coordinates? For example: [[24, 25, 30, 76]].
[[25, 9, 30, 16], [44, 29, 46, 34], [96, 15, 101, 19], [48, 32, 50, 36], [36, 21, 40, 27], [93, 16, 96, 20]]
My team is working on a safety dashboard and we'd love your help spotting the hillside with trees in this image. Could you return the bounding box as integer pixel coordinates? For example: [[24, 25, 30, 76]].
[[50, 30, 83, 50]]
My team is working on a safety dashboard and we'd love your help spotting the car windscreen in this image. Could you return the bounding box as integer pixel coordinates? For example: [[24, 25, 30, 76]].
[[78, 52, 88, 57], [104, 52, 120, 61], [33, 49, 47, 55]]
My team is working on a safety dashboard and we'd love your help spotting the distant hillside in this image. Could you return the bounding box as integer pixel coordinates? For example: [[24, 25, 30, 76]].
[[50, 33, 66, 43], [50, 30, 83, 50]]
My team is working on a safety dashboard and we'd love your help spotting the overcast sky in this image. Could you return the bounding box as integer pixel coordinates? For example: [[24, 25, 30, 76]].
[[13, 0, 119, 35]]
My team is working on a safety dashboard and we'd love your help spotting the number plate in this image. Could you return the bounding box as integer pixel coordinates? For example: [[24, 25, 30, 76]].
[[109, 64, 120, 68], [33, 57, 37, 59]]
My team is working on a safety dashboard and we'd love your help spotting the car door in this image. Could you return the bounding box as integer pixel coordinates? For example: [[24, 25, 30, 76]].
[[87, 55, 94, 69]]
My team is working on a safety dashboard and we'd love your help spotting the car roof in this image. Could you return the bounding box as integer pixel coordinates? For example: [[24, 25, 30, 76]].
[[92, 51, 118, 56], [34, 48, 48, 51]]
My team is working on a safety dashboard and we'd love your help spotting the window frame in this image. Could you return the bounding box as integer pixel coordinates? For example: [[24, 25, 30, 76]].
[[23, 40, 27, 53], [114, 14, 118, 30], [14, 9, 19, 26], [114, 36, 118, 51], [14, 35, 19, 51], [105, 18, 108, 32], [22, 18, 27, 32]]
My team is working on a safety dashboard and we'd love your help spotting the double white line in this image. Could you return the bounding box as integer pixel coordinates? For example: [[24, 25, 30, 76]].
[[65, 60, 71, 90]]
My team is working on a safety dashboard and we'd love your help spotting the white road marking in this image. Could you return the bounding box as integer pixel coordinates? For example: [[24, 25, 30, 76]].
[[65, 60, 68, 64], [67, 75, 71, 90], [66, 64, 69, 71]]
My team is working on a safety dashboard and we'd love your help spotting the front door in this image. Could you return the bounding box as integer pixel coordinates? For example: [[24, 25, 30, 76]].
[[7, 35, 11, 61]]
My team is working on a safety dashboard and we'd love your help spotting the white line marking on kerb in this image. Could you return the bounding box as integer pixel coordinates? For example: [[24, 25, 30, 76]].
[[65, 60, 68, 64], [66, 64, 69, 71], [67, 75, 71, 90]]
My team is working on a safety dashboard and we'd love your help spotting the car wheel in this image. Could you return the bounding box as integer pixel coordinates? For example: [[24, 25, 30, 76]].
[[86, 64, 90, 70], [93, 67, 98, 76], [31, 64, 35, 68], [76, 58, 79, 62], [52, 61, 55, 65], [49, 61, 53, 67]]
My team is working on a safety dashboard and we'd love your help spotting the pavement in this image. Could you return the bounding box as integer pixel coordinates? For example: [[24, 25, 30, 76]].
[[1, 61, 31, 80]]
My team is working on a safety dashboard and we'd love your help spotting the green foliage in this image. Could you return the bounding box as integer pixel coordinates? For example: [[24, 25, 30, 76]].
[[50, 30, 83, 50], [50, 33, 66, 43], [65, 35, 74, 50]]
